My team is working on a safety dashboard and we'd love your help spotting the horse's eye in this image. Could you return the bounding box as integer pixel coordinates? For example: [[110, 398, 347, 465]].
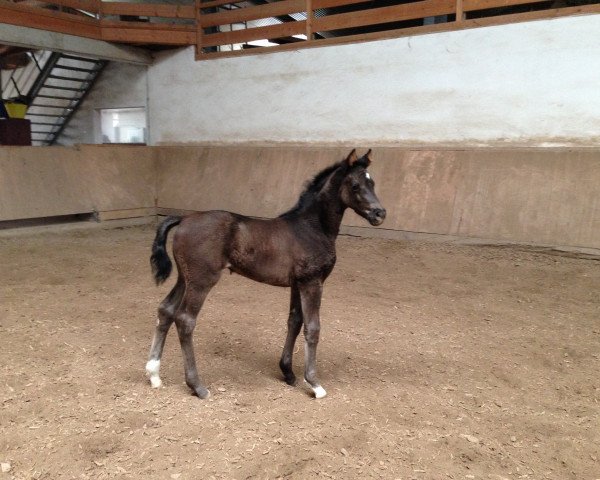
[[351, 183, 360, 193]]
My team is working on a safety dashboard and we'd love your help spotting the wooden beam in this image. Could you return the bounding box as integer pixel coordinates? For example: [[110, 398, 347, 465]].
[[200, 0, 305, 28], [201, 20, 306, 47], [0, 23, 152, 63]]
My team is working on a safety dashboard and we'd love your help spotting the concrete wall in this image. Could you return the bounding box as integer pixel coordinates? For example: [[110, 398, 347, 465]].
[[147, 15, 600, 148], [2, 145, 599, 249], [0, 145, 155, 221]]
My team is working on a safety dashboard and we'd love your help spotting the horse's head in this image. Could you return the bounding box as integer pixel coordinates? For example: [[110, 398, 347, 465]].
[[340, 149, 386, 226]]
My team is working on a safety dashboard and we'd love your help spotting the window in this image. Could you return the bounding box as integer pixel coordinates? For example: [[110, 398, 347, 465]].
[[99, 107, 146, 144]]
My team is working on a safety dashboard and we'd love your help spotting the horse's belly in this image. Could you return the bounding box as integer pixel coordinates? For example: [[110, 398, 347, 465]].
[[229, 262, 291, 287]]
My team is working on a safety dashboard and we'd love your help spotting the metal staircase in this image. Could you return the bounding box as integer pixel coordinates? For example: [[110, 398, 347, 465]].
[[26, 53, 107, 146]]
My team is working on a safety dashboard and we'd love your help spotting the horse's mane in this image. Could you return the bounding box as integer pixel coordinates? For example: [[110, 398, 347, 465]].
[[279, 161, 345, 218]]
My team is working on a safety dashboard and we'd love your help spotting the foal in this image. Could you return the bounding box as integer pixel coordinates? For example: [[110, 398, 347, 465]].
[[146, 149, 386, 399]]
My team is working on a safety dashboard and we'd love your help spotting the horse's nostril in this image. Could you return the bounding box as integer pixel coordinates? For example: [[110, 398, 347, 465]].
[[375, 209, 386, 219]]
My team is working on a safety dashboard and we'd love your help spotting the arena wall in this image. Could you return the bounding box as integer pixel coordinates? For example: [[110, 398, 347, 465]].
[[1, 145, 598, 250], [0, 145, 156, 222]]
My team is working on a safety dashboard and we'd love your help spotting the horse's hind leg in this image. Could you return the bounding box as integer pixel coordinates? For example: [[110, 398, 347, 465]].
[[279, 284, 303, 386], [175, 273, 220, 399], [146, 278, 184, 388]]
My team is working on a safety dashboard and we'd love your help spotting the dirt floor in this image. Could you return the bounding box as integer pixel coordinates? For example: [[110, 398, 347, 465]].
[[1, 224, 599, 480]]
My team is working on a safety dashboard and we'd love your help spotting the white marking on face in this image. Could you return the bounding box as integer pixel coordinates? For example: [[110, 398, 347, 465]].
[[146, 359, 162, 388], [365, 172, 371, 180]]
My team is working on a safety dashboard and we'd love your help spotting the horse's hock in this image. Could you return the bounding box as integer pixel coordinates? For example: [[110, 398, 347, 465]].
[[1, 145, 599, 251]]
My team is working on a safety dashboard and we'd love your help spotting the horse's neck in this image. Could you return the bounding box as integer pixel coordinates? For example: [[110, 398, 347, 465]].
[[312, 191, 345, 239]]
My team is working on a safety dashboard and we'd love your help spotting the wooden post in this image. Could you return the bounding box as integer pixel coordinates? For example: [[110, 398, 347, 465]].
[[455, 0, 464, 22], [195, 0, 203, 59], [306, 0, 313, 41]]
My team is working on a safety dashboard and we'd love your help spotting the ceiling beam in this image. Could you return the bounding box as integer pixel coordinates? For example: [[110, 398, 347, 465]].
[[0, 24, 153, 65]]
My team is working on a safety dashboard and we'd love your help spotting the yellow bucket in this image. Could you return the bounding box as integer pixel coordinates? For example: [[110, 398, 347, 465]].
[[5, 102, 28, 119]]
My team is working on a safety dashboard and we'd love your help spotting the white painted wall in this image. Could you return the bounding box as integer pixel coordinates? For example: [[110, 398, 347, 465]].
[[147, 14, 600, 147], [57, 62, 148, 145]]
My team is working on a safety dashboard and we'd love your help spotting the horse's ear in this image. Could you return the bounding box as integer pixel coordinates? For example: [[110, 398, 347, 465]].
[[364, 149, 373, 165], [346, 149, 358, 166]]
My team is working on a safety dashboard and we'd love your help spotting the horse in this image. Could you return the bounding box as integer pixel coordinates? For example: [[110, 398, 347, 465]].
[[146, 149, 386, 399]]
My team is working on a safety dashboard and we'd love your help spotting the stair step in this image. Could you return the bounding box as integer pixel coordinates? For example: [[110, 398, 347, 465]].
[[29, 104, 74, 110], [26, 113, 66, 117], [48, 74, 91, 82], [30, 122, 61, 126], [53, 64, 101, 73], [36, 94, 81, 101], [41, 85, 86, 92]]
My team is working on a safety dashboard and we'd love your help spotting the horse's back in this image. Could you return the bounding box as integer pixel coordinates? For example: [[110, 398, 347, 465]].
[[172, 210, 240, 272]]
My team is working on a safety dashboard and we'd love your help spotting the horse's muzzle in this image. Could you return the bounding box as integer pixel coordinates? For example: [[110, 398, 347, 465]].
[[368, 208, 386, 226]]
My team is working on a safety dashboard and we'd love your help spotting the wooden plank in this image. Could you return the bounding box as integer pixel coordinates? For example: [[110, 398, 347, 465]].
[[46, 0, 99, 13], [313, 0, 373, 8], [200, 0, 305, 28], [463, 0, 547, 11], [0, 2, 101, 38], [201, 19, 305, 47], [100, 2, 195, 19], [100, 21, 196, 44], [200, 0, 245, 10], [313, 0, 455, 32]]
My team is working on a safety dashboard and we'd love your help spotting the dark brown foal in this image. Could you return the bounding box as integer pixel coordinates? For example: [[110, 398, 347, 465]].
[[146, 149, 386, 399]]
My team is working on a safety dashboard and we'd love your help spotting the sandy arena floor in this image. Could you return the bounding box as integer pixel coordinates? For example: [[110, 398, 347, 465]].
[[1, 224, 599, 480]]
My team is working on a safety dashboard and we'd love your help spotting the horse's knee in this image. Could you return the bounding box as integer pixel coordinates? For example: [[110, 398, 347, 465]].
[[175, 313, 196, 336], [304, 323, 320, 344]]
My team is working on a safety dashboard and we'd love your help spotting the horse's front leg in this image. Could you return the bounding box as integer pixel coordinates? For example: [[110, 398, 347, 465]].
[[279, 284, 303, 385], [298, 280, 326, 399]]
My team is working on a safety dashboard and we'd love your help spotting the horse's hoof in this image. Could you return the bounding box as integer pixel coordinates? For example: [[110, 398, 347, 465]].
[[194, 387, 211, 399], [304, 379, 327, 399], [146, 359, 162, 388], [149, 377, 162, 388], [312, 385, 327, 399], [283, 374, 297, 386]]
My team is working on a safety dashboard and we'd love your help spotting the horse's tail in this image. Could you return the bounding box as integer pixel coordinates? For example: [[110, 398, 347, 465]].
[[150, 216, 182, 285]]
